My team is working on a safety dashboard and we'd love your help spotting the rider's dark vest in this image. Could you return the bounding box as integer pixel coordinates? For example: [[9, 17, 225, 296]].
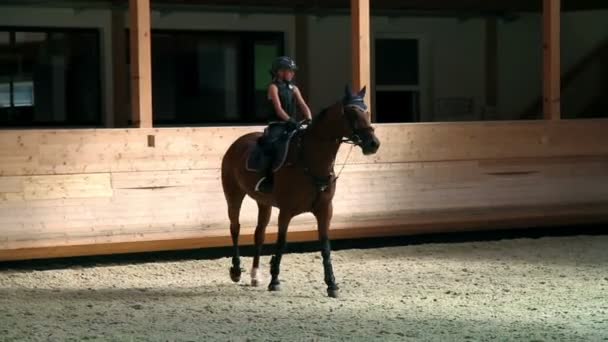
[[268, 80, 297, 121]]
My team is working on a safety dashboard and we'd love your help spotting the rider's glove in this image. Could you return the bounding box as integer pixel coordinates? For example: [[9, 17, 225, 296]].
[[285, 118, 297, 130]]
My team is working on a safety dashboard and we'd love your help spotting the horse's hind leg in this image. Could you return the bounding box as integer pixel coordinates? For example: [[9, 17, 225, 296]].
[[224, 186, 246, 283], [251, 203, 271, 287]]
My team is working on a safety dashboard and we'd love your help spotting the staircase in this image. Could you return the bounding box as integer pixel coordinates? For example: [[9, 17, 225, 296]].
[[520, 38, 608, 119]]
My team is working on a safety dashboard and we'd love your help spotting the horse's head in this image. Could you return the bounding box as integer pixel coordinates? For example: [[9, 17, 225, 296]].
[[339, 85, 380, 155], [310, 85, 380, 155]]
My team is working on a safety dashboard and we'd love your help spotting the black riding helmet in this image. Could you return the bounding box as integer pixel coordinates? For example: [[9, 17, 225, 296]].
[[270, 56, 298, 77]]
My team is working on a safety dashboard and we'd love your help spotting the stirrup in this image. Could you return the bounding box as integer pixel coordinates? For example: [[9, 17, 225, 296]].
[[255, 177, 273, 193]]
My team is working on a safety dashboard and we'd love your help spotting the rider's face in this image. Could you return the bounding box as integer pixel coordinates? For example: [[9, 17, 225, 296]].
[[278, 69, 295, 81]]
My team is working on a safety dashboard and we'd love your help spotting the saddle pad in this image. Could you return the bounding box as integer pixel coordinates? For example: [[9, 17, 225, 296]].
[[246, 128, 299, 173]]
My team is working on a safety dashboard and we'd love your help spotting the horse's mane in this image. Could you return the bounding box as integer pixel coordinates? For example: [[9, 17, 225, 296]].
[[313, 107, 330, 124], [310, 95, 365, 128]]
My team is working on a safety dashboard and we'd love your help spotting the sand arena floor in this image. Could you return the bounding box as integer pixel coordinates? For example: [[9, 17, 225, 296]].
[[0, 235, 607, 341]]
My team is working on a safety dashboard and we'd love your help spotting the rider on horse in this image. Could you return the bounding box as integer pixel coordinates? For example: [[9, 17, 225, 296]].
[[255, 56, 312, 193]]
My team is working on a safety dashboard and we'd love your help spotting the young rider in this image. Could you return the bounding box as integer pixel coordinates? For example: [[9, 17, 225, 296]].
[[255, 56, 312, 193]]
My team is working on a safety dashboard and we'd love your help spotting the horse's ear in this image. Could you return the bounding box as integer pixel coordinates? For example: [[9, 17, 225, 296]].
[[358, 86, 367, 98], [344, 84, 353, 98]]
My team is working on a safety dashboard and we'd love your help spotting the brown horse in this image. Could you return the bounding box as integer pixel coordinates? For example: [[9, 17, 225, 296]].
[[220, 86, 380, 297]]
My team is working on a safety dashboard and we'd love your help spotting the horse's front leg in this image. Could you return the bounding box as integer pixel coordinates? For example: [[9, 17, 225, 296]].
[[314, 202, 339, 298], [268, 211, 292, 292]]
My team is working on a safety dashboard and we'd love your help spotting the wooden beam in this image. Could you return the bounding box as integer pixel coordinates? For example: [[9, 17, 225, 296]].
[[542, 0, 561, 120], [295, 14, 310, 113], [112, 6, 128, 128], [129, 0, 153, 128], [1, 202, 607, 261], [351, 0, 372, 119]]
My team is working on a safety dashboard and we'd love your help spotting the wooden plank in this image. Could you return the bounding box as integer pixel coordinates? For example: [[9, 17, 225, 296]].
[[543, 0, 561, 120], [351, 0, 371, 116], [1, 155, 608, 252], [0, 177, 23, 194], [1, 201, 607, 261], [129, 0, 153, 128], [2, 121, 608, 176], [22, 173, 113, 200]]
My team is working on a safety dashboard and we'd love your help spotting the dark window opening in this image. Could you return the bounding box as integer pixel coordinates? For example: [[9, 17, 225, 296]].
[[127, 30, 284, 125], [0, 27, 101, 128], [374, 38, 421, 123]]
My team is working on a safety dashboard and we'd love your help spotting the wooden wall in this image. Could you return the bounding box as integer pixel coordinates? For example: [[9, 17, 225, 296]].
[[1, 120, 608, 261]]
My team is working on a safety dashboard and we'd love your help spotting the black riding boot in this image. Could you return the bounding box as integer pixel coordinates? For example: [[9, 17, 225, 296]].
[[256, 145, 274, 193]]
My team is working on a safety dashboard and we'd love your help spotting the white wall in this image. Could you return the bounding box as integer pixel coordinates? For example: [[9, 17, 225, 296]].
[[307, 15, 487, 120], [497, 10, 608, 119], [562, 10, 608, 72], [561, 10, 608, 117], [497, 14, 542, 119], [148, 11, 295, 53]]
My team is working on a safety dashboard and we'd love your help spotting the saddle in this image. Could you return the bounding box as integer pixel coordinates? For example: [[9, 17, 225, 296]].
[[246, 122, 300, 173]]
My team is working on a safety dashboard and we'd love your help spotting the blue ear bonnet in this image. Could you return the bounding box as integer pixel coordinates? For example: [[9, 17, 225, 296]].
[[343, 96, 368, 112]]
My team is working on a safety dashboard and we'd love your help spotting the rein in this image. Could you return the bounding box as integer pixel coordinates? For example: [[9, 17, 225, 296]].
[[295, 102, 373, 209], [334, 143, 354, 181]]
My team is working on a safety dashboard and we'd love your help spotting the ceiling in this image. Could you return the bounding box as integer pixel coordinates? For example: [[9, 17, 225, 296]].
[[1, 0, 607, 14], [157, 0, 608, 12]]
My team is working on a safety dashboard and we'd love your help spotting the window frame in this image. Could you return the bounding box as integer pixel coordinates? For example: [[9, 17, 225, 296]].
[[0, 26, 103, 128], [372, 32, 431, 123], [126, 28, 285, 126]]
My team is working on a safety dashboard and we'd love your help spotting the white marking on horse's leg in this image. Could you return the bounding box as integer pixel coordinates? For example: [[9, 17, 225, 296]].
[[251, 267, 261, 287]]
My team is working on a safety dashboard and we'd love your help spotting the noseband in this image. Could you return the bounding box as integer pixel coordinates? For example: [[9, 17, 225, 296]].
[[341, 104, 375, 146]]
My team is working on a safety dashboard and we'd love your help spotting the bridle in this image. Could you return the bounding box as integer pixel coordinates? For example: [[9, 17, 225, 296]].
[[296, 100, 376, 204], [340, 103, 375, 147]]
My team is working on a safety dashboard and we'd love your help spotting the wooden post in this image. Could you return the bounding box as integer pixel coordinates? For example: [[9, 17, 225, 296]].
[[129, 0, 153, 128], [351, 0, 371, 119], [112, 5, 128, 127], [543, 0, 561, 120]]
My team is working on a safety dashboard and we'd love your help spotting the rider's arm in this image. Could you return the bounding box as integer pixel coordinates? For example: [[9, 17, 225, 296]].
[[294, 87, 313, 121], [268, 84, 292, 121]]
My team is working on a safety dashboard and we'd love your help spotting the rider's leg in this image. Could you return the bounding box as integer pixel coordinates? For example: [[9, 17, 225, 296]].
[[255, 137, 275, 193]]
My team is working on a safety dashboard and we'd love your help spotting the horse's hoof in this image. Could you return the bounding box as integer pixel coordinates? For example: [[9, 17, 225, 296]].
[[229, 267, 242, 283], [250, 267, 261, 287], [327, 287, 339, 298], [268, 283, 281, 292]]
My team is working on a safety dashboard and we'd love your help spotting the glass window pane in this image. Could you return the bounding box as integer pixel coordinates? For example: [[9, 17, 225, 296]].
[[253, 42, 280, 120], [376, 90, 419, 123], [138, 30, 283, 125], [0, 83, 9, 109], [254, 43, 277, 91], [13, 81, 34, 107], [151, 33, 241, 124], [14, 32, 49, 124], [196, 38, 239, 121], [60, 31, 101, 124], [1, 29, 101, 126], [0, 32, 11, 112], [376, 39, 419, 86], [151, 33, 176, 121]]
